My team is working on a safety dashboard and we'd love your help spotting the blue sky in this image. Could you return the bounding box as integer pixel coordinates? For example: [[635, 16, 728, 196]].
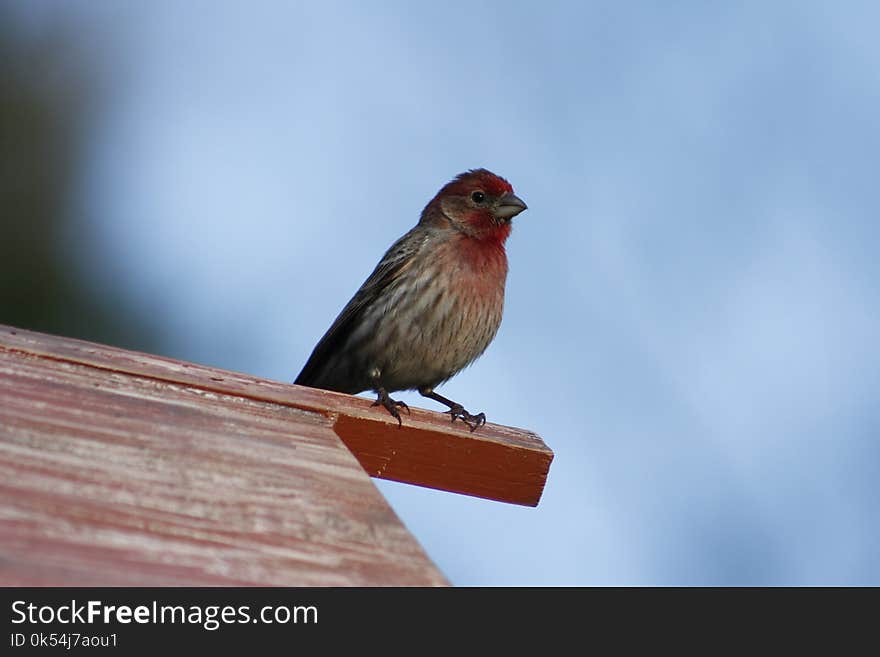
[[11, 1, 880, 584]]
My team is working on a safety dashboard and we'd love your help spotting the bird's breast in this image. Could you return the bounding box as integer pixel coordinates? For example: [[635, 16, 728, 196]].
[[371, 237, 508, 390]]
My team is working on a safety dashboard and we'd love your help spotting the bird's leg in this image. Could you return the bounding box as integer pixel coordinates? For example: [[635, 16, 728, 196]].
[[371, 382, 409, 427], [418, 387, 486, 432]]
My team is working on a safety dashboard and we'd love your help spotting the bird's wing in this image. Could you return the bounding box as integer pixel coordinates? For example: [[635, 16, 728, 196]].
[[294, 227, 426, 392]]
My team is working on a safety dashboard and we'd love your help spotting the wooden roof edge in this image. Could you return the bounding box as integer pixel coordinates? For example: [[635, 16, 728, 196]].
[[0, 324, 553, 507]]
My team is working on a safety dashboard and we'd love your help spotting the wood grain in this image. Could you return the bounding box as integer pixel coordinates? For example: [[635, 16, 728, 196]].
[[0, 337, 447, 586], [0, 325, 553, 506]]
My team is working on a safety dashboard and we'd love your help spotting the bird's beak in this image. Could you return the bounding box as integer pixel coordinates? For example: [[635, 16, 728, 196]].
[[494, 192, 528, 220]]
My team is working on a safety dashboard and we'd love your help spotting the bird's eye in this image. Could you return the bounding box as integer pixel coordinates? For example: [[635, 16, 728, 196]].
[[471, 191, 486, 204]]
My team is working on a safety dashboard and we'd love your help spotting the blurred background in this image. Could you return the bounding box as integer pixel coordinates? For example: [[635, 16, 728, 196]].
[[2, 1, 878, 585]]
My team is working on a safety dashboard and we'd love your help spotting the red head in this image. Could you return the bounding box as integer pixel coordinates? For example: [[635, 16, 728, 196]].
[[420, 168, 527, 243]]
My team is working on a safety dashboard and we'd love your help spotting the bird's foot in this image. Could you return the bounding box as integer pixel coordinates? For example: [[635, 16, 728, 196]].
[[447, 404, 486, 432], [372, 389, 410, 427], [418, 387, 486, 432]]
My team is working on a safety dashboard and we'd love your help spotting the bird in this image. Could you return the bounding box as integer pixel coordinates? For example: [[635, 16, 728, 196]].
[[295, 168, 527, 430]]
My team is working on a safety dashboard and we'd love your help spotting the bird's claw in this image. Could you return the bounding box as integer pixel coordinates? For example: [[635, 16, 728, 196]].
[[448, 404, 486, 432], [373, 392, 410, 427]]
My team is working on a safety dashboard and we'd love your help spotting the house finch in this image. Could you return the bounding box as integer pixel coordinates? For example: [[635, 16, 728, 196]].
[[295, 169, 527, 430]]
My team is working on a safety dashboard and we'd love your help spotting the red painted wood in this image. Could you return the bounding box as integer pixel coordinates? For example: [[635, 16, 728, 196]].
[[0, 337, 447, 586], [0, 325, 553, 506]]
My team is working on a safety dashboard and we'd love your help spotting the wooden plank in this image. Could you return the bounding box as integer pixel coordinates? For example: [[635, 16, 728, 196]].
[[0, 325, 554, 506], [0, 346, 447, 586], [333, 411, 550, 507]]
